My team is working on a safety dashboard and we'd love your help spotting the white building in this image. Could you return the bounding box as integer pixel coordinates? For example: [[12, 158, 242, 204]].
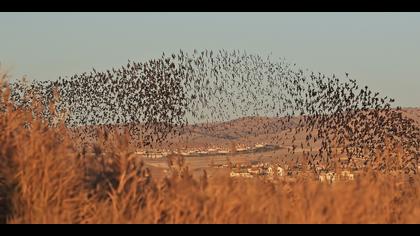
[[340, 170, 354, 181], [218, 150, 230, 154], [248, 168, 259, 175], [319, 172, 336, 183], [135, 150, 146, 155], [277, 166, 285, 177], [267, 167, 274, 176], [230, 170, 253, 178]]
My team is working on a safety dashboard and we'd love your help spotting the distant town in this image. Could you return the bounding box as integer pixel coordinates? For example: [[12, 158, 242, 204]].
[[213, 160, 356, 183], [136, 143, 358, 184], [135, 143, 281, 159]]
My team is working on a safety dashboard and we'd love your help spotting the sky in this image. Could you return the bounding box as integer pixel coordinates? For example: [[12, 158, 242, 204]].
[[1, 12, 419, 107]]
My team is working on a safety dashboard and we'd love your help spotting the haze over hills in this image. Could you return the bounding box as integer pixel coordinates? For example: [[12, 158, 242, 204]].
[[152, 108, 420, 149], [70, 107, 420, 152]]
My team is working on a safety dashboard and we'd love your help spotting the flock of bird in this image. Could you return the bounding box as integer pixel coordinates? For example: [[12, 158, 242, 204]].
[[8, 49, 420, 173]]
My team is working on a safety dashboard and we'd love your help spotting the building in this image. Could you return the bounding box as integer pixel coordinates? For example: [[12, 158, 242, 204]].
[[277, 166, 285, 176], [247, 167, 260, 175], [340, 170, 355, 181], [230, 169, 253, 178], [267, 166, 274, 176], [218, 150, 230, 154], [319, 171, 336, 183], [250, 160, 260, 168], [135, 150, 146, 155]]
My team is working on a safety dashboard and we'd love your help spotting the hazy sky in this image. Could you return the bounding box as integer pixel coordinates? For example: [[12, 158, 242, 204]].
[[1, 12, 419, 107]]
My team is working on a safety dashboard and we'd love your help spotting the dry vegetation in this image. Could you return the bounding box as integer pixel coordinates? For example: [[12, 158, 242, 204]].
[[1, 74, 420, 224]]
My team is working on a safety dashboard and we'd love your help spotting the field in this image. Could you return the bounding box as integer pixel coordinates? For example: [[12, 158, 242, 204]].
[[2, 52, 420, 225], [3, 9, 420, 224], [1, 92, 420, 224], [143, 150, 279, 179]]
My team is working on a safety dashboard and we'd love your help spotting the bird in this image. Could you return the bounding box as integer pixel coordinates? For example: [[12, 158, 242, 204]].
[[7, 49, 419, 174]]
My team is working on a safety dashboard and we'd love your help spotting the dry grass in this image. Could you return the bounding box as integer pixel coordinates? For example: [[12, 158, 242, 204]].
[[1, 76, 420, 224]]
